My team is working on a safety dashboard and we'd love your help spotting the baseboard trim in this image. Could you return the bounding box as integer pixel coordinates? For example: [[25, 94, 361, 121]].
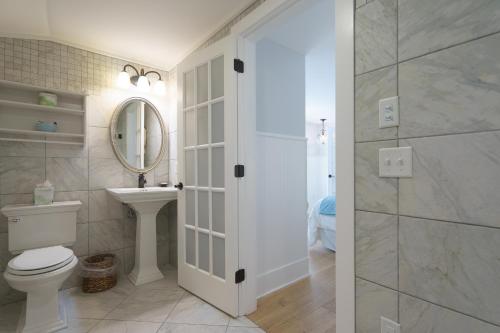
[[257, 257, 310, 298]]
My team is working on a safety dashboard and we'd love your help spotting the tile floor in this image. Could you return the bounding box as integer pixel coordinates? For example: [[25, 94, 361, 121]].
[[0, 266, 264, 333]]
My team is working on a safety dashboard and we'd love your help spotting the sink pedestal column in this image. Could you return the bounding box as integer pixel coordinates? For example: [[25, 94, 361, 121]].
[[127, 200, 165, 285]]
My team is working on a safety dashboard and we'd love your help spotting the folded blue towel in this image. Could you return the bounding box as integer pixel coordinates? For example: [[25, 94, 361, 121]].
[[319, 196, 336, 216]]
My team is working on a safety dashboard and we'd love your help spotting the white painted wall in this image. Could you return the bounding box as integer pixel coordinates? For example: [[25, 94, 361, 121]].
[[305, 35, 336, 124], [256, 39, 305, 137], [256, 133, 308, 297], [255, 39, 308, 296]]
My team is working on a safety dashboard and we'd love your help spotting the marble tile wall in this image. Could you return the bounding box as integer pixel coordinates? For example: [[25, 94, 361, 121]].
[[355, 0, 500, 331], [0, 38, 177, 306]]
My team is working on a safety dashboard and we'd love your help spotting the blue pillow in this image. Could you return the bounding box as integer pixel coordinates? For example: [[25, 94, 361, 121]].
[[319, 196, 336, 216]]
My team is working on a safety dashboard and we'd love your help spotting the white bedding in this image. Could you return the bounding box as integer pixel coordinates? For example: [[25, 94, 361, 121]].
[[308, 199, 336, 251]]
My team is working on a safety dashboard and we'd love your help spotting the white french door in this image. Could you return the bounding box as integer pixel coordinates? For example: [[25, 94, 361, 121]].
[[177, 36, 239, 316]]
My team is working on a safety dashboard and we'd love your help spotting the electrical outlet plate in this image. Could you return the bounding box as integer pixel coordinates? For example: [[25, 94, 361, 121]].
[[379, 146, 412, 178], [381, 317, 400, 333], [379, 96, 399, 128]]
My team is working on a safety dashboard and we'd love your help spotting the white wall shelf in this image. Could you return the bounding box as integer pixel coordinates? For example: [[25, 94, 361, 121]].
[[0, 80, 87, 146], [0, 99, 85, 115]]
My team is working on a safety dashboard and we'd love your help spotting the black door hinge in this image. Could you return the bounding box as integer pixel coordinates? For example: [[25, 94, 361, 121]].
[[235, 269, 245, 284], [234, 58, 244, 73], [234, 164, 245, 178]]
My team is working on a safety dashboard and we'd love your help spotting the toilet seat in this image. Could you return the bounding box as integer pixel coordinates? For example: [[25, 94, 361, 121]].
[[7, 246, 75, 276]]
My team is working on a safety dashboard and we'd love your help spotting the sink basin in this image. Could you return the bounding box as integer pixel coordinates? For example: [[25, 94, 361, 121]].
[[106, 186, 177, 286], [107, 186, 177, 203]]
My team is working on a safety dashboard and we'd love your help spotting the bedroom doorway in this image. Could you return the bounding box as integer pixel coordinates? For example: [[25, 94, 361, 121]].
[[235, 0, 337, 330]]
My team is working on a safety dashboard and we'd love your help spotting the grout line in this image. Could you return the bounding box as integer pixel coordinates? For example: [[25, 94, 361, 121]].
[[397, 29, 500, 65], [356, 128, 500, 145], [355, 62, 397, 77], [355, 209, 500, 231]]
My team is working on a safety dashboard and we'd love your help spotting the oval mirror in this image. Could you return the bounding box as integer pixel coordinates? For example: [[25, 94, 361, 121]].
[[110, 97, 167, 173]]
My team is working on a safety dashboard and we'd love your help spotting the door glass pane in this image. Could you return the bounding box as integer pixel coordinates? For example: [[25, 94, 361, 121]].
[[198, 148, 209, 187], [198, 190, 209, 230], [184, 110, 196, 147], [186, 228, 195, 265], [185, 150, 195, 186], [186, 190, 195, 226], [211, 101, 224, 143], [211, 56, 224, 99], [184, 70, 195, 107], [197, 63, 209, 103], [212, 192, 225, 234], [212, 147, 224, 188], [198, 232, 209, 272], [213, 236, 225, 279], [197, 106, 208, 145]]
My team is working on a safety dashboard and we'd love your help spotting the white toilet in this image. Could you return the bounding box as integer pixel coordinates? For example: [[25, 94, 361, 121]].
[[1, 201, 81, 333]]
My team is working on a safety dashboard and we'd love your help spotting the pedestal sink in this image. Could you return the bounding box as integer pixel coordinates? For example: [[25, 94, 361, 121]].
[[107, 187, 177, 285]]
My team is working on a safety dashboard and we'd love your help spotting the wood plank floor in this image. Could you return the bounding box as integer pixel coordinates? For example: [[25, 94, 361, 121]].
[[248, 244, 336, 333]]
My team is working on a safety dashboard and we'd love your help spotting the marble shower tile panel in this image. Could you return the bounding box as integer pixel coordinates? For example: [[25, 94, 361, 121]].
[[89, 220, 124, 255], [88, 126, 114, 159], [355, 0, 397, 74], [355, 66, 397, 142], [399, 34, 500, 138], [73, 223, 89, 257], [0, 139, 44, 157], [399, 294, 500, 333], [399, 132, 500, 227], [399, 216, 500, 325], [355, 140, 397, 214], [355, 278, 397, 333], [89, 189, 123, 222], [355, 211, 397, 288], [54, 190, 89, 223], [0, 157, 45, 194], [398, 0, 500, 61], [46, 157, 88, 191], [89, 158, 136, 190], [155, 159, 169, 185], [46, 142, 88, 158]]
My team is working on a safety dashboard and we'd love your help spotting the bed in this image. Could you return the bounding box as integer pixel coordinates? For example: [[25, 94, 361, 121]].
[[308, 196, 336, 251]]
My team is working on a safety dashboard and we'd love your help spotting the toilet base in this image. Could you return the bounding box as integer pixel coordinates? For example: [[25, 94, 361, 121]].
[[16, 298, 67, 333]]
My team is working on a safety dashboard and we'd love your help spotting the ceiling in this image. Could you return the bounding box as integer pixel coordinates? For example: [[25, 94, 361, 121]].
[[0, 0, 255, 70]]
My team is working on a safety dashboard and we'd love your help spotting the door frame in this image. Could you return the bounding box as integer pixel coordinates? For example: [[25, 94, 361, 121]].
[[230, 0, 355, 331]]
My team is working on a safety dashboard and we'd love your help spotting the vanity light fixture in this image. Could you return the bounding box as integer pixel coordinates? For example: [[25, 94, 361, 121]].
[[117, 64, 166, 95], [319, 118, 328, 144]]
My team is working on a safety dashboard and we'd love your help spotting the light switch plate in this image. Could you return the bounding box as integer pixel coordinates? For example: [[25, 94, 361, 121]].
[[381, 317, 400, 333], [379, 96, 399, 128], [379, 146, 412, 177]]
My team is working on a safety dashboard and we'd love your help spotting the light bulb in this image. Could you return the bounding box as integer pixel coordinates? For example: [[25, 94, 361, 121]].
[[117, 70, 130, 89], [153, 79, 166, 95], [137, 75, 150, 92]]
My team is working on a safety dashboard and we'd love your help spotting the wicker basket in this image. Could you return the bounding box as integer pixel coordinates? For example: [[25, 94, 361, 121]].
[[80, 254, 118, 293]]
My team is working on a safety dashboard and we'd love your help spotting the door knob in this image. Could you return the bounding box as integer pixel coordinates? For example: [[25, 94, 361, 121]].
[[174, 182, 184, 190]]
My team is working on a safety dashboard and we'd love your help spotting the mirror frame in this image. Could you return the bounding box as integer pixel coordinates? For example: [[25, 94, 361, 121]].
[[110, 97, 167, 173]]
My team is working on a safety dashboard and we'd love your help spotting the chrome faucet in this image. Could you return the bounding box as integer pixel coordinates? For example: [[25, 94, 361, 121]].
[[138, 173, 147, 188]]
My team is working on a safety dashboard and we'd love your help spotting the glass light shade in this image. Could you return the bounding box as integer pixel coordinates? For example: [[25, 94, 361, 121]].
[[153, 79, 166, 95], [117, 71, 131, 88], [137, 75, 150, 91], [319, 132, 328, 144]]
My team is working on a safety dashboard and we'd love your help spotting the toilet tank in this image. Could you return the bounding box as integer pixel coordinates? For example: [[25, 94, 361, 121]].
[[0, 201, 81, 253]]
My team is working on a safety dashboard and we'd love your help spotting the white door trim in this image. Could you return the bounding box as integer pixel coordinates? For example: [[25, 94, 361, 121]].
[[231, 1, 355, 332]]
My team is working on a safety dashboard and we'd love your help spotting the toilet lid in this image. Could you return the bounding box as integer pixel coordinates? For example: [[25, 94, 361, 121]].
[[7, 246, 74, 276]]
